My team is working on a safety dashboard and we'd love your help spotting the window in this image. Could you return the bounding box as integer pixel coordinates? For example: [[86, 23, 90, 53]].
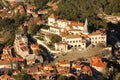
[[75, 45, 77, 47], [73, 41, 75, 43]]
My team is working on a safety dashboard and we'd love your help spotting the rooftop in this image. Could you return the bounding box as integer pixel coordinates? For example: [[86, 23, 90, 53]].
[[31, 43, 40, 50], [72, 21, 84, 27], [91, 56, 107, 67], [89, 29, 106, 36], [3, 45, 11, 51], [0, 74, 14, 80]]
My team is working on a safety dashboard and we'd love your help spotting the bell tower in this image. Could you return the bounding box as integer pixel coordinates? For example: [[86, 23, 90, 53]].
[[84, 18, 88, 34]]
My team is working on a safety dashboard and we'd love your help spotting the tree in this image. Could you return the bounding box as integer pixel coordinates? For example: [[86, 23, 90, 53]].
[[33, 0, 50, 9], [55, 0, 120, 30], [28, 18, 40, 35], [104, 5, 112, 15], [14, 70, 34, 80], [114, 73, 120, 80], [41, 25, 49, 30], [57, 75, 68, 80], [50, 34, 61, 43], [13, 13, 27, 26]]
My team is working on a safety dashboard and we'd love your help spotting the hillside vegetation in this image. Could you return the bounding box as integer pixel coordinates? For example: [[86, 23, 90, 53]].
[[55, 0, 120, 31]]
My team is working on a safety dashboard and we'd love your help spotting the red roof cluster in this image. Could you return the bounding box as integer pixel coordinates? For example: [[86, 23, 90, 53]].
[[91, 56, 107, 67]]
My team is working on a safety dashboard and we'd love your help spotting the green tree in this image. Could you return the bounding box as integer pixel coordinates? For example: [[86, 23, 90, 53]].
[[104, 5, 112, 15], [13, 13, 27, 26], [50, 34, 61, 43], [41, 25, 49, 30], [55, 0, 120, 30], [57, 75, 68, 80], [14, 73, 34, 80], [114, 73, 120, 80], [28, 18, 40, 35]]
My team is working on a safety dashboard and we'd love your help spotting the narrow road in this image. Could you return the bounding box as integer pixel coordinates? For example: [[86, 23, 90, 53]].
[[33, 36, 60, 54]]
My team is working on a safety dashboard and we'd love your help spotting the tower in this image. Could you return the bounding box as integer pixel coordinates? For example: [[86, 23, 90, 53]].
[[84, 18, 88, 34]]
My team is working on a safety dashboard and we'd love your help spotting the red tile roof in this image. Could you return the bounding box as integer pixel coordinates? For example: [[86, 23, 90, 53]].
[[72, 21, 84, 27], [91, 56, 107, 67], [0, 74, 14, 80], [31, 43, 40, 51], [3, 45, 11, 50], [27, 4, 36, 10], [44, 64, 53, 71]]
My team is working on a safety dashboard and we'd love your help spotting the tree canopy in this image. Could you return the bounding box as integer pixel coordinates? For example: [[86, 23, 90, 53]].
[[26, 0, 51, 9], [57, 75, 68, 80], [0, 13, 27, 45], [50, 34, 61, 43], [28, 18, 40, 36], [14, 70, 34, 80], [55, 0, 120, 31], [114, 72, 120, 80]]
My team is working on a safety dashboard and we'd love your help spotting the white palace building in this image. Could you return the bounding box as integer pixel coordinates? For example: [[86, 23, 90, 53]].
[[45, 14, 107, 52]]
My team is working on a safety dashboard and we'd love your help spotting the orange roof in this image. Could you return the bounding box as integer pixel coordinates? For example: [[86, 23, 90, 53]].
[[28, 67, 38, 73], [57, 60, 70, 65], [0, 74, 13, 79], [0, 60, 17, 65], [10, 1, 17, 5], [89, 29, 106, 36], [43, 70, 51, 75], [3, 45, 11, 50], [34, 18, 43, 25], [75, 61, 81, 68], [31, 43, 40, 50], [10, 58, 24, 61], [3, 57, 24, 62], [57, 19, 70, 23], [44, 64, 53, 70], [38, 9, 48, 13], [62, 34, 82, 39], [72, 21, 84, 27], [13, 70, 21, 74], [27, 4, 36, 10], [18, 5, 24, 10], [38, 65, 43, 69], [91, 56, 107, 67]]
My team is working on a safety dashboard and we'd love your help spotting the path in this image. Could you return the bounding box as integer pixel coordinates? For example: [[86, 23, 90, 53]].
[[33, 36, 60, 54]]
